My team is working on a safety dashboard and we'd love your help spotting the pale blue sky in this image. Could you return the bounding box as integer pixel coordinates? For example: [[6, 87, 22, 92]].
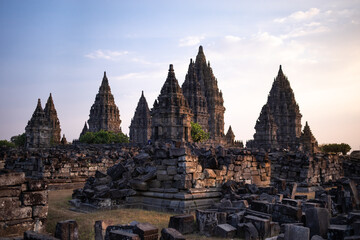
[[0, 1, 359, 150]]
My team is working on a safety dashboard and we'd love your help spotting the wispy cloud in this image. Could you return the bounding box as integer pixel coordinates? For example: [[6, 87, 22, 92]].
[[85, 49, 129, 60], [179, 36, 205, 47], [224, 35, 242, 42], [275, 8, 320, 23]]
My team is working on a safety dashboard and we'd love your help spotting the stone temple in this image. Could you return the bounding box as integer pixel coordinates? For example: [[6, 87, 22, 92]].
[[151, 64, 193, 143], [87, 72, 122, 133], [129, 91, 152, 144], [25, 94, 61, 148], [182, 46, 226, 143], [251, 65, 318, 151]]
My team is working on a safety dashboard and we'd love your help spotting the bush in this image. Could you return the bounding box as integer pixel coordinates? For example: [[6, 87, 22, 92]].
[[321, 143, 351, 155], [11, 133, 26, 147], [79, 130, 129, 144], [0, 140, 15, 148], [191, 122, 209, 143]]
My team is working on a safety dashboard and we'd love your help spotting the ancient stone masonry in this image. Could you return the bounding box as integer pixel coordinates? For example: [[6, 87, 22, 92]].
[[253, 65, 303, 151], [129, 91, 152, 145], [151, 65, 193, 143], [300, 121, 319, 154], [181, 58, 209, 132], [25, 99, 51, 148], [182, 46, 226, 143], [44, 93, 61, 145], [0, 170, 48, 238], [87, 72, 122, 133]]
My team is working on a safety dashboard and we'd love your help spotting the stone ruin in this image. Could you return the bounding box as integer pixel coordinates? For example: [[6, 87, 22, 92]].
[[25, 93, 62, 149], [249, 65, 319, 153]]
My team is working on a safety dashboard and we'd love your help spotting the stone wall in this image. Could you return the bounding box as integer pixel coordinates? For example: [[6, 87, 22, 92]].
[[0, 170, 48, 237], [270, 152, 343, 184], [4, 144, 139, 189]]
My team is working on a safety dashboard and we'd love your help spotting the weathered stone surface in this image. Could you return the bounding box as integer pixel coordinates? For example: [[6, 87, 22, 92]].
[[55, 220, 79, 240], [0, 206, 32, 221], [87, 72, 122, 133], [130, 91, 151, 145], [272, 203, 302, 223], [32, 205, 48, 218], [284, 224, 310, 240], [168, 214, 195, 234], [327, 224, 352, 240], [244, 215, 271, 239], [24, 230, 59, 240], [160, 228, 185, 240], [305, 207, 330, 238], [22, 191, 48, 206], [215, 223, 236, 238], [109, 230, 140, 240], [94, 220, 104, 240], [151, 65, 192, 143], [0, 172, 25, 187], [133, 222, 158, 240], [196, 210, 218, 236]]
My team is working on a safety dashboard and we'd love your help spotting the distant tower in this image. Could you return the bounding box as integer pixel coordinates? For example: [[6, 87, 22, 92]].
[[79, 122, 88, 138], [192, 46, 225, 142], [25, 99, 51, 148], [225, 126, 235, 146], [300, 121, 319, 153], [87, 72, 122, 133], [151, 64, 193, 143], [129, 91, 152, 144], [182, 58, 209, 132], [44, 93, 61, 144], [253, 65, 302, 150]]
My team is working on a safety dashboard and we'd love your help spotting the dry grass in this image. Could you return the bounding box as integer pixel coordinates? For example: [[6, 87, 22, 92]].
[[47, 189, 232, 240]]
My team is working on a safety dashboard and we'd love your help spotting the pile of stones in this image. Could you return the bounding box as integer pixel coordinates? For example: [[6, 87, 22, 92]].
[[191, 178, 360, 239]]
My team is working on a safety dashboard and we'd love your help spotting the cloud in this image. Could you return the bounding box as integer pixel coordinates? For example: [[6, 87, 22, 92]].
[[275, 8, 320, 23], [179, 36, 205, 47], [224, 35, 242, 42], [85, 49, 129, 60], [255, 32, 283, 46]]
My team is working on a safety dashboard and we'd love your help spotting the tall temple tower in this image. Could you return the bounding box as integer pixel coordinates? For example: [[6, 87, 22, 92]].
[[182, 59, 209, 132], [44, 93, 61, 144], [25, 99, 51, 148], [151, 64, 193, 143], [87, 72, 122, 133], [300, 121, 319, 153], [253, 66, 302, 150], [188, 46, 225, 142], [129, 91, 152, 144]]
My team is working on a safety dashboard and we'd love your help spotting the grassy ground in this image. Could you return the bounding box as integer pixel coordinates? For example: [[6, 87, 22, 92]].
[[47, 189, 229, 240]]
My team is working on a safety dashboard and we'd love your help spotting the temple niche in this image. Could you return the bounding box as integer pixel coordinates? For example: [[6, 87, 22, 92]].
[[25, 99, 52, 148], [87, 72, 122, 133], [129, 91, 152, 144], [151, 64, 193, 143], [182, 46, 226, 143], [252, 66, 303, 151]]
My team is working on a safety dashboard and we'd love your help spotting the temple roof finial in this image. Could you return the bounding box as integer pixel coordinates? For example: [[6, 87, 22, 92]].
[[199, 45, 204, 54], [37, 98, 42, 108], [169, 64, 174, 72]]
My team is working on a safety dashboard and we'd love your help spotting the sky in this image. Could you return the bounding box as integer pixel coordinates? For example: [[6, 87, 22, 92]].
[[0, 0, 359, 150]]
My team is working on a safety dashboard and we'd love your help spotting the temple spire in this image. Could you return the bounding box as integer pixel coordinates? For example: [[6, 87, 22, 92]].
[[101, 71, 109, 87]]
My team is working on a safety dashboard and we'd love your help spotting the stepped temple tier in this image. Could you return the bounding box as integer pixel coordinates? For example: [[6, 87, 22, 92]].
[[87, 71, 122, 134], [129, 91, 152, 144], [151, 64, 193, 143], [25, 94, 61, 148]]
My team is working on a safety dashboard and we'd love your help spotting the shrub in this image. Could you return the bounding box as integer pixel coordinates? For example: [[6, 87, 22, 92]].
[[0, 140, 15, 148], [79, 130, 129, 144], [11, 133, 26, 147], [191, 122, 209, 143]]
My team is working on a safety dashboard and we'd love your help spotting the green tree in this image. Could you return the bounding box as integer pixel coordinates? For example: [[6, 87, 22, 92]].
[[10, 133, 26, 147], [321, 143, 351, 155], [191, 122, 209, 143], [79, 130, 129, 144], [0, 140, 15, 148]]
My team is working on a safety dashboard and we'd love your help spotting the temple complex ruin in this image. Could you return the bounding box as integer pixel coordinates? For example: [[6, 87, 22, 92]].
[[129, 91, 152, 144], [44, 93, 61, 144], [151, 64, 193, 143], [87, 72, 122, 134]]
